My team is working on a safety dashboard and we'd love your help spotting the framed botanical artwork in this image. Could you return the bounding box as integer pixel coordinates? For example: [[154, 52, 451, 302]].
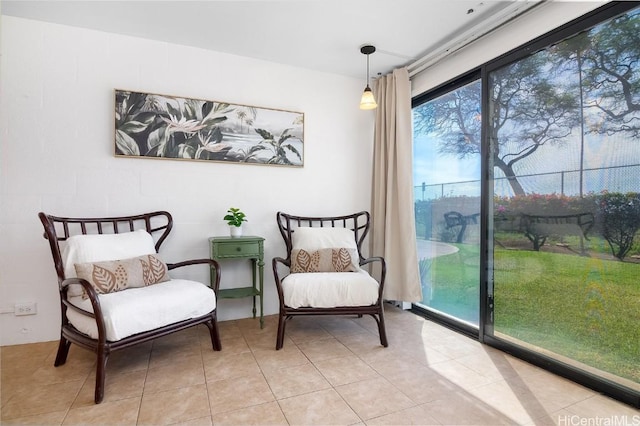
[[115, 90, 304, 167]]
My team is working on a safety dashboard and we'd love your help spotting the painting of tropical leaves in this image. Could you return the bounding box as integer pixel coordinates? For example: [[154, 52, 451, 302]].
[[115, 90, 304, 166]]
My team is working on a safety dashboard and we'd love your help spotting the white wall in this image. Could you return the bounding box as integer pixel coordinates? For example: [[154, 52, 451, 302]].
[[0, 16, 374, 345], [412, 1, 606, 96]]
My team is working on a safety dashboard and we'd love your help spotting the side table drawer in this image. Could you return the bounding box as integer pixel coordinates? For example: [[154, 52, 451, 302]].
[[215, 241, 260, 257]]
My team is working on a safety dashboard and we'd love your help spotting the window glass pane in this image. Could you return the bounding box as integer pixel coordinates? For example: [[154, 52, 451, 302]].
[[489, 7, 640, 389], [413, 79, 481, 326]]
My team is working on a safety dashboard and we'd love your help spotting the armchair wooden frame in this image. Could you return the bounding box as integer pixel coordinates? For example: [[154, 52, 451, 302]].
[[272, 211, 388, 350], [38, 211, 221, 403]]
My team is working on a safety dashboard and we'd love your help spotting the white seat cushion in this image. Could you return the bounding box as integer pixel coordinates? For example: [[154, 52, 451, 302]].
[[66, 279, 216, 341], [282, 270, 379, 308]]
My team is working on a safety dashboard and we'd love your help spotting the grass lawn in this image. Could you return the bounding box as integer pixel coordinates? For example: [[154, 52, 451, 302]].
[[494, 248, 640, 383], [420, 244, 480, 324], [420, 242, 640, 384]]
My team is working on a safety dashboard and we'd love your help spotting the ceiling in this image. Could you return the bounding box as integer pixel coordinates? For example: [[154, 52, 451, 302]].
[[1, 0, 543, 79]]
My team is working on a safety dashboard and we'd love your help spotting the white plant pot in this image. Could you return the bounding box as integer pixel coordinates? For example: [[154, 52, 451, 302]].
[[229, 225, 243, 238]]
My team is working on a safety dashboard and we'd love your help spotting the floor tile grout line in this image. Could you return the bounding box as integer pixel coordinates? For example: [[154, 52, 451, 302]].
[[136, 339, 160, 424], [197, 334, 213, 426], [316, 323, 378, 424], [57, 346, 91, 424]]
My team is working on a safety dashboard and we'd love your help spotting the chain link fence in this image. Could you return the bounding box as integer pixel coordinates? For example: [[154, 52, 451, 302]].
[[414, 164, 640, 201]]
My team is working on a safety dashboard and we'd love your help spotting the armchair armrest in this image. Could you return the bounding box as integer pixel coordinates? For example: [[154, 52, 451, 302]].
[[360, 256, 385, 267], [272, 257, 290, 268], [167, 258, 221, 293], [272, 257, 290, 305], [60, 278, 108, 342], [360, 256, 386, 300]]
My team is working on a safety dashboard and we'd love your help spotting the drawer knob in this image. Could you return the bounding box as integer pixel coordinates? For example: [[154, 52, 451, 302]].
[[236, 247, 241, 252]]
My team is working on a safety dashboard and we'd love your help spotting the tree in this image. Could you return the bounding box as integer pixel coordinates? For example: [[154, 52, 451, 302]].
[[414, 51, 579, 196], [250, 128, 302, 165], [235, 106, 257, 134], [413, 81, 481, 158], [596, 192, 640, 261], [550, 33, 592, 197], [579, 9, 640, 137]]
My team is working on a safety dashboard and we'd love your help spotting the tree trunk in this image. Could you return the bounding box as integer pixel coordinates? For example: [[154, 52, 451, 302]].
[[493, 158, 526, 196]]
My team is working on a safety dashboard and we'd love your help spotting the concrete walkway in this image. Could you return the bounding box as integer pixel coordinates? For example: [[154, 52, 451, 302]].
[[416, 239, 458, 260]]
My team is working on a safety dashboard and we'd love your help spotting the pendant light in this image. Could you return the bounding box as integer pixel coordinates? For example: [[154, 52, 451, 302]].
[[359, 45, 378, 110]]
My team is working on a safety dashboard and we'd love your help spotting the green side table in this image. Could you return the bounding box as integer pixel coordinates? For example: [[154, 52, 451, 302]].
[[209, 236, 265, 328]]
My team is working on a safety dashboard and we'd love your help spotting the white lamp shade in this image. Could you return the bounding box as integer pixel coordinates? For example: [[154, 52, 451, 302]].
[[359, 87, 377, 110]]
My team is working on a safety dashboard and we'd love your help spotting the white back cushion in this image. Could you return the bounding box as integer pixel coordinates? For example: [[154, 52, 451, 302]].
[[292, 227, 358, 251], [62, 230, 157, 279]]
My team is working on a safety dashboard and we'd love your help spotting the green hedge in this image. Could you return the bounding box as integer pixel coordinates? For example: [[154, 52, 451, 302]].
[[415, 192, 640, 259]]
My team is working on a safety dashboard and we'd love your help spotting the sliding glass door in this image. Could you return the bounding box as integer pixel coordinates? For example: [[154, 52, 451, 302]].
[[487, 4, 640, 397], [412, 2, 640, 405], [412, 76, 481, 328]]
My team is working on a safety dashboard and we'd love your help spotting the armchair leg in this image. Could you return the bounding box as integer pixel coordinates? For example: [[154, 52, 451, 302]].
[[208, 315, 222, 351], [378, 310, 388, 348], [276, 313, 286, 350], [94, 346, 110, 404], [54, 336, 71, 366]]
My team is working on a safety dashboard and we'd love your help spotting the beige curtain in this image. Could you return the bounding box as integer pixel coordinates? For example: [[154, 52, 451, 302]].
[[370, 67, 422, 302]]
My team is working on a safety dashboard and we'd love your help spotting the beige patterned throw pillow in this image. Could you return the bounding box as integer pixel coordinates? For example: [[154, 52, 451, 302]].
[[291, 248, 358, 273], [74, 254, 170, 297]]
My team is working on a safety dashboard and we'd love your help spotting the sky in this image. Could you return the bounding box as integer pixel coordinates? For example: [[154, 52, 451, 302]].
[[413, 130, 640, 199]]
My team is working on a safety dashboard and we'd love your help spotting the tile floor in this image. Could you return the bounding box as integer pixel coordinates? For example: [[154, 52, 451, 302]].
[[1, 306, 637, 425]]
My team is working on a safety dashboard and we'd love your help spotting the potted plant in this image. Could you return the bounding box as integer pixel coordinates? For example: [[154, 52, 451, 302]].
[[223, 207, 247, 237]]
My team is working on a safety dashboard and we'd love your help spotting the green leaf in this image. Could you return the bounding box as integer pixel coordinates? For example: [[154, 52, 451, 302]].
[[212, 127, 223, 143], [178, 144, 196, 158], [163, 136, 179, 157], [279, 134, 294, 144], [147, 127, 168, 151], [214, 103, 231, 113], [125, 92, 147, 116], [249, 145, 267, 153], [166, 103, 180, 119], [255, 128, 273, 140], [183, 134, 200, 150], [202, 102, 213, 118], [184, 101, 197, 120], [223, 207, 247, 226], [116, 130, 140, 156], [284, 143, 302, 161], [134, 111, 157, 125], [119, 120, 149, 134], [201, 116, 228, 128]]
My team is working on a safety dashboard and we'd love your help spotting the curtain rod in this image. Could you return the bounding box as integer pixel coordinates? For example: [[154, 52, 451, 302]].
[[408, 0, 547, 78]]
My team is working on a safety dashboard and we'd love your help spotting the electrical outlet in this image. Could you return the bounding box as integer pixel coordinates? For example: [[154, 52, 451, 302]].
[[15, 302, 37, 316]]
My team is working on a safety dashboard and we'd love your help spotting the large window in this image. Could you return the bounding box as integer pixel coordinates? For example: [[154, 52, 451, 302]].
[[413, 2, 640, 406], [412, 77, 481, 329]]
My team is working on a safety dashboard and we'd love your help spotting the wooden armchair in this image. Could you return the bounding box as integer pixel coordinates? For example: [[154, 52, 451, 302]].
[[38, 211, 221, 403], [272, 211, 387, 350]]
